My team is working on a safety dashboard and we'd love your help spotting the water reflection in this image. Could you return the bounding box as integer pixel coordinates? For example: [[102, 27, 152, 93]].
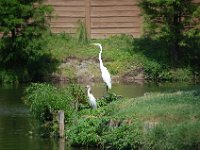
[[0, 82, 197, 150], [63, 82, 196, 98], [91, 83, 145, 98]]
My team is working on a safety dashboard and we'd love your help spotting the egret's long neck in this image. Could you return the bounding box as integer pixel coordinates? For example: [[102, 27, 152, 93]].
[[87, 87, 91, 95], [98, 45, 104, 67]]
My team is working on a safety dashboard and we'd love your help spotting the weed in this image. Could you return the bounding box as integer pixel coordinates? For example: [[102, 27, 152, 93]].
[[76, 20, 88, 44]]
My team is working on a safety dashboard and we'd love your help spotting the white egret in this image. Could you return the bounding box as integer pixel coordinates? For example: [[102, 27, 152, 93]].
[[86, 85, 97, 109], [92, 43, 112, 91]]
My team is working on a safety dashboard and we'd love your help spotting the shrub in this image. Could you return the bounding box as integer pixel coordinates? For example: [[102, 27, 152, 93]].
[[102, 123, 143, 150], [66, 84, 88, 110], [24, 83, 88, 136], [67, 117, 105, 147], [76, 20, 89, 44], [97, 93, 122, 107], [25, 83, 73, 136], [139, 0, 200, 66], [0, 69, 18, 84], [0, 0, 56, 83]]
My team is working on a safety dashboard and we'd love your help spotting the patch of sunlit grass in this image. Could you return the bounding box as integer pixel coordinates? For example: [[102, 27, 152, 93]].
[[108, 89, 200, 125]]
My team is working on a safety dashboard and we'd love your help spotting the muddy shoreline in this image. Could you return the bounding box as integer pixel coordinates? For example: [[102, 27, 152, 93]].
[[50, 57, 145, 84]]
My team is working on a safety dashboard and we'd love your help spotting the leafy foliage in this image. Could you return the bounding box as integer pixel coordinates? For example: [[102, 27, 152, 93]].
[[139, 0, 200, 66], [102, 123, 143, 150], [97, 93, 122, 107], [67, 117, 105, 147], [24, 83, 88, 136], [0, 69, 18, 84], [0, 0, 56, 83], [66, 84, 88, 110], [76, 20, 88, 44], [66, 88, 200, 149]]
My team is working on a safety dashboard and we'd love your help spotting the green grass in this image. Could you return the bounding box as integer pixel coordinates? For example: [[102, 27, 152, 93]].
[[110, 91, 200, 123], [46, 34, 146, 80], [67, 87, 200, 149], [46, 33, 195, 82]]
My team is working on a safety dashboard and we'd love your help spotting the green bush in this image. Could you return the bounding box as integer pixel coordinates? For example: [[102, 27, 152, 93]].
[[76, 20, 89, 44], [25, 83, 88, 136], [169, 68, 193, 82], [139, 0, 200, 66], [97, 93, 122, 107], [66, 84, 88, 110], [0, 0, 56, 83], [66, 88, 200, 149], [0, 69, 18, 84], [144, 122, 200, 150], [67, 117, 105, 147], [25, 83, 73, 136]]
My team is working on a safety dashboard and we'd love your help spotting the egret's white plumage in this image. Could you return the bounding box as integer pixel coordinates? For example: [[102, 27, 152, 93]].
[[92, 43, 112, 90], [86, 85, 97, 109]]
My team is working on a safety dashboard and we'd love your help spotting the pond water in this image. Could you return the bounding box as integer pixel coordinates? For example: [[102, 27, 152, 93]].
[[0, 82, 197, 149]]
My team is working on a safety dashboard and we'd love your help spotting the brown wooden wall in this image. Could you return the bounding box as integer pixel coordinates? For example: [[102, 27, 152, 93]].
[[45, 0, 142, 39], [45, 0, 200, 39]]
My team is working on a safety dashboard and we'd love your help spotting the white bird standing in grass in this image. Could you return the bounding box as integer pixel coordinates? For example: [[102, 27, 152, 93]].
[[86, 85, 97, 109], [92, 43, 112, 92]]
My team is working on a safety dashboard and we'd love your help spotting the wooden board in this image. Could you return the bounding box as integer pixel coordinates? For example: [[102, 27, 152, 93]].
[[45, 0, 143, 38], [91, 0, 138, 6], [91, 10, 140, 17]]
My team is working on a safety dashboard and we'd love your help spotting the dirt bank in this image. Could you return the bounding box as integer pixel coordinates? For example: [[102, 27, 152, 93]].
[[50, 57, 145, 84]]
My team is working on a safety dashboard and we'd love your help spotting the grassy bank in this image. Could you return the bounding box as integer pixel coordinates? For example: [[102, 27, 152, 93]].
[[1, 33, 197, 84], [25, 83, 200, 149], [46, 34, 196, 83], [66, 87, 200, 149]]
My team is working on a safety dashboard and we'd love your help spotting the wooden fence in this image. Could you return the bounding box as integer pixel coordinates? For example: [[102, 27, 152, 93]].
[[45, 0, 142, 39]]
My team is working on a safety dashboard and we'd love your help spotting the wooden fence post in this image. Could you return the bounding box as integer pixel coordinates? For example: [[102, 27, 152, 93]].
[[58, 110, 65, 138], [59, 138, 65, 150], [85, 0, 91, 38]]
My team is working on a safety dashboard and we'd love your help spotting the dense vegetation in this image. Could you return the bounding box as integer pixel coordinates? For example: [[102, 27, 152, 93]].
[[2, 0, 200, 149], [46, 34, 197, 82], [0, 0, 56, 83], [24, 83, 88, 136], [25, 83, 200, 149], [0, 0, 199, 83], [139, 0, 200, 67], [67, 87, 200, 149], [24, 83, 120, 136]]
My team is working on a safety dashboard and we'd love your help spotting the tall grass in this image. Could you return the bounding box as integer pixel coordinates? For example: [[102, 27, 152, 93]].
[[67, 88, 200, 149], [46, 33, 194, 82], [76, 20, 88, 44]]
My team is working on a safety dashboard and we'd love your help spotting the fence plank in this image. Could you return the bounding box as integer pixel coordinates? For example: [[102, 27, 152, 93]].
[[50, 22, 78, 28], [53, 6, 85, 11], [91, 5, 140, 11], [46, 1, 85, 6], [53, 11, 85, 17], [91, 10, 140, 17], [51, 27, 77, 33], [85, 0, 91, 38], [51, 17, 84, 23], [91, 16, 142, 23], [91, 28, 141, 34], [91, 0, 138, 6], [92, 22, 140, 28], [47, 0, 143, 38]]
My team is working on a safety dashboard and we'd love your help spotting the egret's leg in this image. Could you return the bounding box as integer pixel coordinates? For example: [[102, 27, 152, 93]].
[[106, 85, 108, 93]]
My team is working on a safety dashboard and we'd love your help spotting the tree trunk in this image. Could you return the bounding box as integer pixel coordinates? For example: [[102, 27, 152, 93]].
[[170, 7, 182, 66]]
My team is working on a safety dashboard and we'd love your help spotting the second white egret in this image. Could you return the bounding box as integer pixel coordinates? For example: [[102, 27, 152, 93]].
[[86, 85, 97, 109]]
